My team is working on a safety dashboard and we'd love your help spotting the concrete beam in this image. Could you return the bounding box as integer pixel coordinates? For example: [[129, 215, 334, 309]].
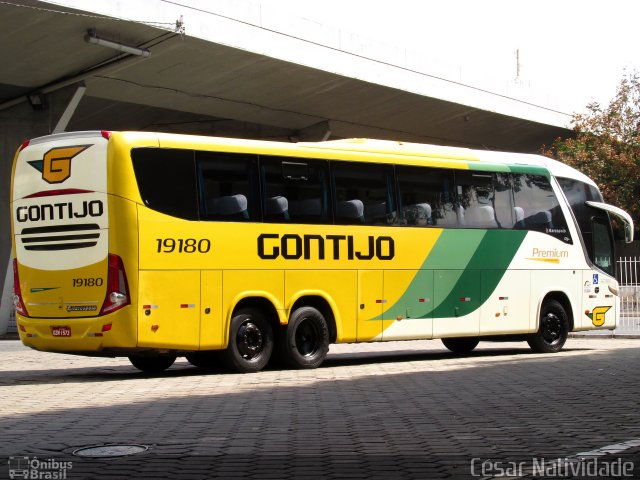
[[53, 84, 87, 134]]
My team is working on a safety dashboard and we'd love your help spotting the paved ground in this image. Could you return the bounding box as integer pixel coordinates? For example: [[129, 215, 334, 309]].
[[1, 338, 639, 479]]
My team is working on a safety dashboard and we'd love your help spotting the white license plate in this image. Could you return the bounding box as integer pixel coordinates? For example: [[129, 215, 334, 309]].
[[51, 326, 71, 337]]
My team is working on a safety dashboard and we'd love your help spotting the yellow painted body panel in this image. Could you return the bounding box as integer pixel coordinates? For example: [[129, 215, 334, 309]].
[[18, 305, 137, 352], [138, 270, 200, 348], [200, 270, 223, 349], [286, 270, 358, 342], [17, 260, 106, 318], [223, 269, 286, 341], [356, 270, 383, 342]]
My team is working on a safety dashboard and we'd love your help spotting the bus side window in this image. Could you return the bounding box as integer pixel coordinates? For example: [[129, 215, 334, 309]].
[[396, 165, 454, 227], [455, 171, 500, 228], [332, 162, 395, 226], [261, 157, 330, 224], [197, 152, 259, 222], [131, 148, 198, 220], [514, 206, 526, 228], [512, 173, 572, 243], [494, 172, 515, 228]]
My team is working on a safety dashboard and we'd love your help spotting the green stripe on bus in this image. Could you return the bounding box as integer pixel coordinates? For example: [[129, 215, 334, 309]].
[[428, 230, 527, 319], [377, 229, 527, 321]]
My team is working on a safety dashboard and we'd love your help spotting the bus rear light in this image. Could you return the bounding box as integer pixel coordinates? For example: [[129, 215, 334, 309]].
[[12, 259, 29, 317], [100, 254, 130, 315]]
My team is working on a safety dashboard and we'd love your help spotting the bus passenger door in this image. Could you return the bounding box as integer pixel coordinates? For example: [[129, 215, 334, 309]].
[[138, 270, 201, 349], [432, 270, 480, 337], [357, 270, 383, 342]]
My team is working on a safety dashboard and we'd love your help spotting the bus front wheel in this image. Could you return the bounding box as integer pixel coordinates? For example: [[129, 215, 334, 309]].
[[221, 308, 273, 373], [129, 355, 176, 373], [527, 299, 569, 353], [442, 337, 479, 353], [277, 306, 330, 369]]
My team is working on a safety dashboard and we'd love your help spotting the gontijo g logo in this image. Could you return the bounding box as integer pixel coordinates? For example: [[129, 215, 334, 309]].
[[27, 145, 90, 184], [586, 306, 611, 327]]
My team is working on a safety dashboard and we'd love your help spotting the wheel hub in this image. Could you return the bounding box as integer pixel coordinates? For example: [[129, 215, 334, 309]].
[[296, 319, 319, 357], [237, 321, 263, 359], [542, 313, 561, 343]]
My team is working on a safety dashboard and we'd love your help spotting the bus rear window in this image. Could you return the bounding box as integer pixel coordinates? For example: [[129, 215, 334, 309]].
[[131, 148, 198, 220]]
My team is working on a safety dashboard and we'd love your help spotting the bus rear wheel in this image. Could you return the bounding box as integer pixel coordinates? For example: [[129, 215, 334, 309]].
[[129, 355, 176, 373], [442, 337, 479, 353], [527, 299, 569, 353], [221, 308, 273, 373], [276, 306, 330, 369]]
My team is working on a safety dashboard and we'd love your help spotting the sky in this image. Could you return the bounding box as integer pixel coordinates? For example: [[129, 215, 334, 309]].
[[268, 0, 640, 115]]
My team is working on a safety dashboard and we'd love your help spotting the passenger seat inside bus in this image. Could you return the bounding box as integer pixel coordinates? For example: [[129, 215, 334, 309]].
[[337, 199, 365, 223], [207, 194, 249, 219], [266, 196, 290, 220], [403, 203, 432, 226], [462, 205, 498, 228], [514, 206, 526, 228], [526, 210, 553, 229]]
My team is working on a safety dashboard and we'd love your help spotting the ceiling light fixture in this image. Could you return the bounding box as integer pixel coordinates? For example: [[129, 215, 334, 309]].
[[85, 29, 150, 58]]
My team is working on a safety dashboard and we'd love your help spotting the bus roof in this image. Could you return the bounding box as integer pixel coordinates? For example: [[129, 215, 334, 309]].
[[302, 138, 596, 187], [21, 131, 594, 187]]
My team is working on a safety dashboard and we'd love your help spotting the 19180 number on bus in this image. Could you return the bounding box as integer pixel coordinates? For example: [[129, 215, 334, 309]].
[[156, 238, 211, 253]]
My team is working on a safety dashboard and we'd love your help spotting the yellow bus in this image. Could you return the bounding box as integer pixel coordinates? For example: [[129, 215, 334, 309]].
[[10, 131, 634, 373]]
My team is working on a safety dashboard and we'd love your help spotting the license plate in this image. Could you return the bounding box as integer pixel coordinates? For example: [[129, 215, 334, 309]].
[[51, 326, 71, 337]]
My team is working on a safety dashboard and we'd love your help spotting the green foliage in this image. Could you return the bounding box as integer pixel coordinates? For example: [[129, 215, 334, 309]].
[[544, 72, 640, 228]]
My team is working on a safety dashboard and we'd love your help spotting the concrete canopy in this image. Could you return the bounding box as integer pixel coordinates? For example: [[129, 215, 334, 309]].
[[0, 0, 572, 151]]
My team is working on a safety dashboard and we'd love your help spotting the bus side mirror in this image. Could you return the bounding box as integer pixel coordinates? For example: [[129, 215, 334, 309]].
[[586, 201, 635, 244]]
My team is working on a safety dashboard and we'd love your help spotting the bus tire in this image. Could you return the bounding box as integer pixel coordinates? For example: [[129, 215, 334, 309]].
[[221, 308, 273, 373], [527, 299, 569, 353], [442, 337, 479, 353], [129, 355, 176, 373], [277, 306, 330, 369], [186, 351, 220, 370]]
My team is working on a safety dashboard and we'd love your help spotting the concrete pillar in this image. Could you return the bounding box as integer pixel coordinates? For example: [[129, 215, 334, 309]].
[[0, 254, 14, 334]]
